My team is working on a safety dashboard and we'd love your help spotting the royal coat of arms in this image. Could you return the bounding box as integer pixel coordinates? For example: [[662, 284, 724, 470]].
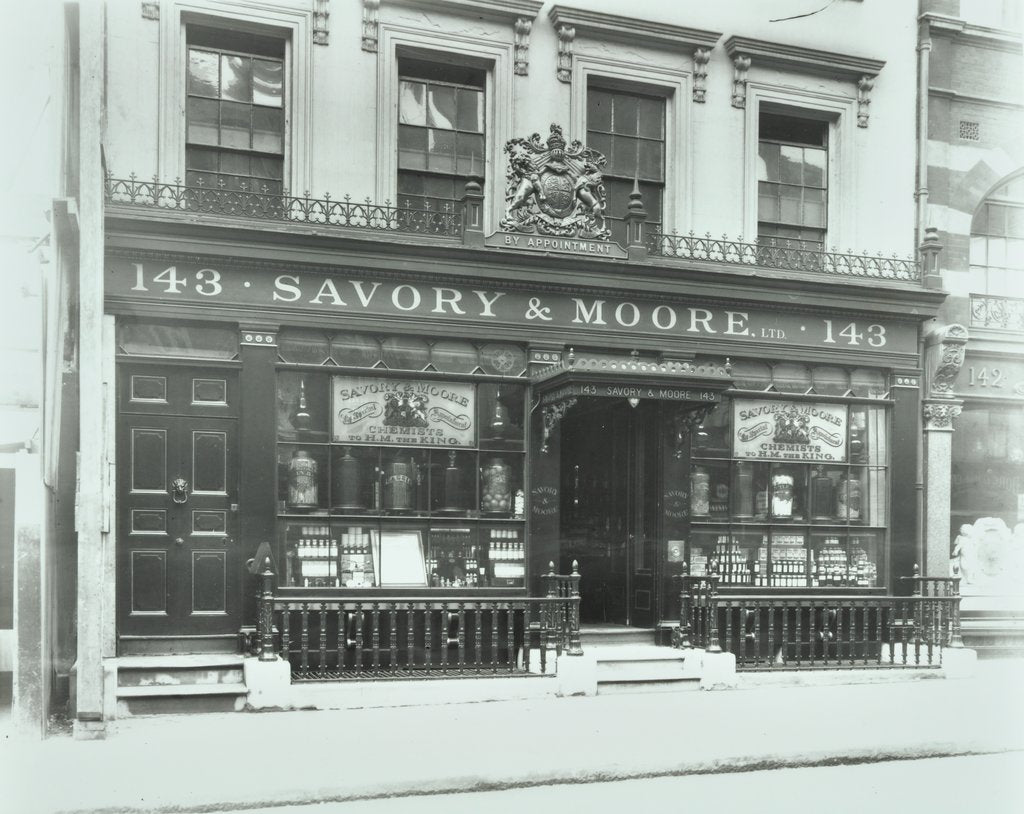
[[499, 123, 610, 240]]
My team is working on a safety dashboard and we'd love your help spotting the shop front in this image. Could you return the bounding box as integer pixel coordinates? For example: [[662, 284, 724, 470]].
[[105, 247, 927, 660]]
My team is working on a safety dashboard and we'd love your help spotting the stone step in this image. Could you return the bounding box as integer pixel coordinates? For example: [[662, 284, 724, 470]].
[[116, 654, 244, 688], [115, 683, 249, 717], [594, 645, 692, 684], [580, 627, 657, 647]]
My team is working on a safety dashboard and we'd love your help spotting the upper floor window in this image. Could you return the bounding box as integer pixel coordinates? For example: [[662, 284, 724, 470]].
[[397, 59, 485, 214], [757, 112, 828, 250], [970, 174, 1024, 295], [587, 87, 665, 244], [185, 26, 285, 195]]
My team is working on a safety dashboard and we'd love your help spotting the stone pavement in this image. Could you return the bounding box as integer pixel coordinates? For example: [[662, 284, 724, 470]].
[[3, 659, 1023, 814]]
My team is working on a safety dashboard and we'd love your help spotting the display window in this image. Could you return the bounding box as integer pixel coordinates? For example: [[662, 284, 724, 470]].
[[688, 394, 889, 589], [275, 330, 528, 590]]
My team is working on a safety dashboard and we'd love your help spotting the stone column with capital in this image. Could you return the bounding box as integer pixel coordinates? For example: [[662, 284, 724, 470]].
[[922, 324, 968, 579]]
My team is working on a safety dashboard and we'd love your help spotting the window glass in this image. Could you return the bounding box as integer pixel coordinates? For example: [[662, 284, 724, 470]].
[[588, 86, 665, 243], [757, 111, 828, 249], [397, 60, 486, 214], [278, 331, 331, 365], [185, 26, 285, 195], [118, 320, 238, 359], [970, 173, 1024, 296]]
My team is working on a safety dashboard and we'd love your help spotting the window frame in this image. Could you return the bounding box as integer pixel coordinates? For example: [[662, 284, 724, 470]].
[[756, 111, 829, 250], [573, 55, 689, 236], [744, 84, 855, 251], [396, 59, 487, 215], [158, 1, 311, 194], [184, 32, 286, 195], [377, 25, 513, 233], [586, 84, 667, 244], [969, 171, 1024, 296]]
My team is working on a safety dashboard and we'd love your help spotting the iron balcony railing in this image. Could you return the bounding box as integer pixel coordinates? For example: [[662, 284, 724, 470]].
[[105, 174, 922, 281], [647, 231, 922, 282], [970, 293, 1024, 332], [104, 174, 463, 237]]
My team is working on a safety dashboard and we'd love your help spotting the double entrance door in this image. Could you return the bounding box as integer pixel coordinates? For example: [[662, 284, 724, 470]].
[[560, 399, 661, 627], [117, 365, 240, 652]]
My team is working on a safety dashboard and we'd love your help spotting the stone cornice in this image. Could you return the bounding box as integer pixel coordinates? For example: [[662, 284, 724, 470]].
[[723, 35, 885, 81], [921, 13, 1023, 54], [547, 5, 721, 52], [387, 0, 544, 21], [928, 86, 1024, 111]]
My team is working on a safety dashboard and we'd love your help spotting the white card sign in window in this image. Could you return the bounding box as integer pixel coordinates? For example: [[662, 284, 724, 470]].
[[332, 377, 476, 447], [733, 399, 848, 462]]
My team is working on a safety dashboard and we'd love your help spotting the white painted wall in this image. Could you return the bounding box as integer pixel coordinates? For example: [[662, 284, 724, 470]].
[[102, 0, 918, 257]]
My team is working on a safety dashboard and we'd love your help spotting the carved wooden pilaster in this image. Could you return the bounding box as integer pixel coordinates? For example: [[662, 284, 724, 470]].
[[556, 25, 575, 83], [514, 17, 533, 76], [731, 54, 751, 108], [541, 397, 577, 454], [693, 48, 711, 103], [361, 0, 380, 53], [313, 0, 330, 46]]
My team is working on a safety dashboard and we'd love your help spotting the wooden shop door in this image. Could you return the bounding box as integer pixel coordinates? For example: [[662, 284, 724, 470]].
[[561, 399, 659, 627], [116, 365, 240, 651]]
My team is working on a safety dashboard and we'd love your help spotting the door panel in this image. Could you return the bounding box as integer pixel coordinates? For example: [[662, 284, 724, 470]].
[[118, 365, 239, 642]]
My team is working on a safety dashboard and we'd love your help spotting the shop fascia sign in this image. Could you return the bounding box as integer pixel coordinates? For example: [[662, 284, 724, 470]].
[[111, 259, 917, 355]]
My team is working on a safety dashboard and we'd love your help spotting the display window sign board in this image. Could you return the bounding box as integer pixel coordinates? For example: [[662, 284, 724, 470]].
[[333, 377, 476, 447], [733, 400, 848, 462]]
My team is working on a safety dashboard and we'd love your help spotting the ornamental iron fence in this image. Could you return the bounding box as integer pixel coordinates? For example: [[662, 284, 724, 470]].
[[648, 231, 921, 282], [104, 174, 463, 237]]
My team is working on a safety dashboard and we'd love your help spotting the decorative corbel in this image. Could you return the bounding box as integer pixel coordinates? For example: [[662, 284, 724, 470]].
[[929, 324, 968, 398], [857, 75, 874, 128], [693, 48, 711, 103], [556, 25, 575, 84], [923, 401, 962, 431], [313, 0, 330, 46], [541, 397, 577, 454], [731, 54, 751, 109], [361, 0, 380, 53], [141, 2, 159, 19], [514, 18, 533, 76], [671, 405, 712, 458]]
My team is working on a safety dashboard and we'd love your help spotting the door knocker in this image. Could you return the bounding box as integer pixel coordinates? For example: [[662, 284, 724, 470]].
[[171, 477, 190, 504]]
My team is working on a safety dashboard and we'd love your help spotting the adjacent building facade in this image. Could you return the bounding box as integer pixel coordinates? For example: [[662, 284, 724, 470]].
[[918, 0, 1024, 650], [22, 0, 983, 735]]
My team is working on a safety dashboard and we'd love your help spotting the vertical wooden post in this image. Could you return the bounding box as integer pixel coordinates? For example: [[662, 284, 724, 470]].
[[949, 576, 964, 648], [566, 560, 583, 656], [705, 576, 722, 653], [675, 569, 691, 649], [460, 176, 484, 248], [258, 555, 276, 661]]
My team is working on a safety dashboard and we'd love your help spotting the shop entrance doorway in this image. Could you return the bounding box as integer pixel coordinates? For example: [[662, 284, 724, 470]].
[[559, 399, 659, 627], [116, 365, 240, 653]]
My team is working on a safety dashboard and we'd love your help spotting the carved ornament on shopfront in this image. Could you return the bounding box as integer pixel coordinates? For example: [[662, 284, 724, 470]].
[[923, 401, 962, 430], [929, 323, 969, 397], [499, 123, 610, 240]]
